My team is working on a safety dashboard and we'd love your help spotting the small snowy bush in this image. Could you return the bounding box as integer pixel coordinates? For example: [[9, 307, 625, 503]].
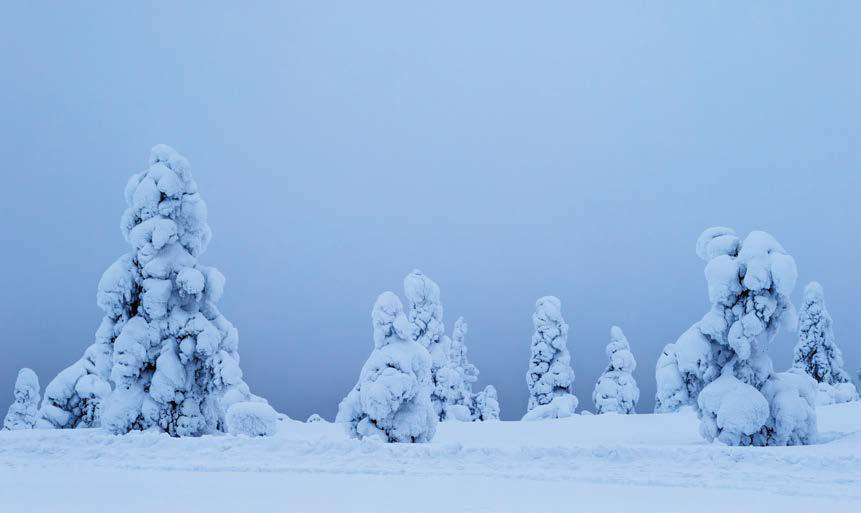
[[226, 402, 278, 437], [306, 414, 324, 423], [336, 291, 437, 443], [3, 368, 40, 430], [792, 282, 857, 405], [472, 385, 500, 421], [524, 296, 577, 419], [681, 228, 815, 446], [593, 326, 639, 414]]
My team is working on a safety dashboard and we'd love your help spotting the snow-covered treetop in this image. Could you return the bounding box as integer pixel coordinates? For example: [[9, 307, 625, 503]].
[[13, 369, 39, 400], [606, 326, 636, 373], [372, 291, 413, 348], [698, 227, 798, 363], [404, 269, 444, 348], [121, 144, 212, 259], [533, 296, 568, 351], [803, 281, 825, 304]]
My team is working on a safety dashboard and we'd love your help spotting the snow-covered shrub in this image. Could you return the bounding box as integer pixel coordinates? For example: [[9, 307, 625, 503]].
[[3, 369, 40, 430], [792, 282, 858, 405], [593, 326, 639, 414], [682, 227, 814, 446], [226, 402, 278, 437], [472, 385, 500, 421], [523, 296, 577, 419], [41, 145, 254, 437], [336, 291, 436, 443], [306, 414, 324, 423]]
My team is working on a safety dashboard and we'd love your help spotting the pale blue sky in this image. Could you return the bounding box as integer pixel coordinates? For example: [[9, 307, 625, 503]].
[[1, 2, 859, 419]]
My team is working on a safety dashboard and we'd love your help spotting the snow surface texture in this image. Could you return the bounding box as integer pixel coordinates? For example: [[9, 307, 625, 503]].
[[40, 145, 253, 437], [524, 296, 577, 419], [792, 282, 858, 405], [593, 326, 639, 414], [680, 227, 816, 446], [336, 291, 437, 443], [225, 402, 278, 437], [3, 368, 40, 430], [3, 403, 860, 513]]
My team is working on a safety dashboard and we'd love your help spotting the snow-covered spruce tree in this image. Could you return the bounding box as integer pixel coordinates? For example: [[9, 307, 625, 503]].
[[675, 227, 816, 446], [592, 326, 639, 414], [654, 343, 690, 413], [44, 145, 253, 437], [3, 368, 40, 430], [792, 282, 858, 405], [472, 385, 500, 421], [336, 291, 436, 442], [522, 296, 577, 420], [403, 269, 459, 421]]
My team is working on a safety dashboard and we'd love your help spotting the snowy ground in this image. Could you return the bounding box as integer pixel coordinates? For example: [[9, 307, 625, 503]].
[[2, 403, 860, 513]]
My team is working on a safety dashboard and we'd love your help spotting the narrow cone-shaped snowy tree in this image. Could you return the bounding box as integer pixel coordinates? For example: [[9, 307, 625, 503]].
[[523, 296, 577, 420], [336, 291, 436, 442], [42, 145, 253, 437], [4, 368, 40, 430], [403, 270, 455, 421], [792, 282, 858, 404], [675, 227, 816, 446], [592, 326, 639, 414]]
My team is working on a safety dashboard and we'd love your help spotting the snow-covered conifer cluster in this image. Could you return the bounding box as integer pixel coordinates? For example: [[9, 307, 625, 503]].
[[593, 327, 639, 414], [523, 296, 577, 420], [336, 291, 437, 442], [674, 228, 816, 446], [792, 282, 858, 405], [3, 369, 40, 430]]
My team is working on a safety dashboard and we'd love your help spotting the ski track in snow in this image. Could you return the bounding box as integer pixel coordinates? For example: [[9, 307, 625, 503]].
[[1, 403, 860, 512]]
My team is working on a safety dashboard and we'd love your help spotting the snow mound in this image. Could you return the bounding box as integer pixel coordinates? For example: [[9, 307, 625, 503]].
[[226, 402, 278, 437]]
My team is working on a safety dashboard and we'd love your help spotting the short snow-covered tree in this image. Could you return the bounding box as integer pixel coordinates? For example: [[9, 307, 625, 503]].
[[654, 343, 689, 413], [592, 326, 639, 414], [336, 291, 437, 443], [675, 228, 816, 446], [523, 296, 577, 420], [42, 145, 254, 437], [3, 368, 40, 430], [306, 413, 324, 423], [792, 282, 857, 404], [472, 385, 500, 421]]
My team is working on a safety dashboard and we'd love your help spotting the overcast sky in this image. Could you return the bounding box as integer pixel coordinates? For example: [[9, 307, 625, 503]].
[[1, 2, 859, 420]]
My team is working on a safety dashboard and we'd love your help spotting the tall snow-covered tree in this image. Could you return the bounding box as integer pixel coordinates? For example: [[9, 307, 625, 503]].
[[336, 291, 437, 442], [42, 145, 254, 437], [674, 227, 816, 446], [403, 269, 455, 421], [792, 282, 858, 404], [592, 326, 639, 414], [3, 368, 40, 430], [523, 296, 577, 420]]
